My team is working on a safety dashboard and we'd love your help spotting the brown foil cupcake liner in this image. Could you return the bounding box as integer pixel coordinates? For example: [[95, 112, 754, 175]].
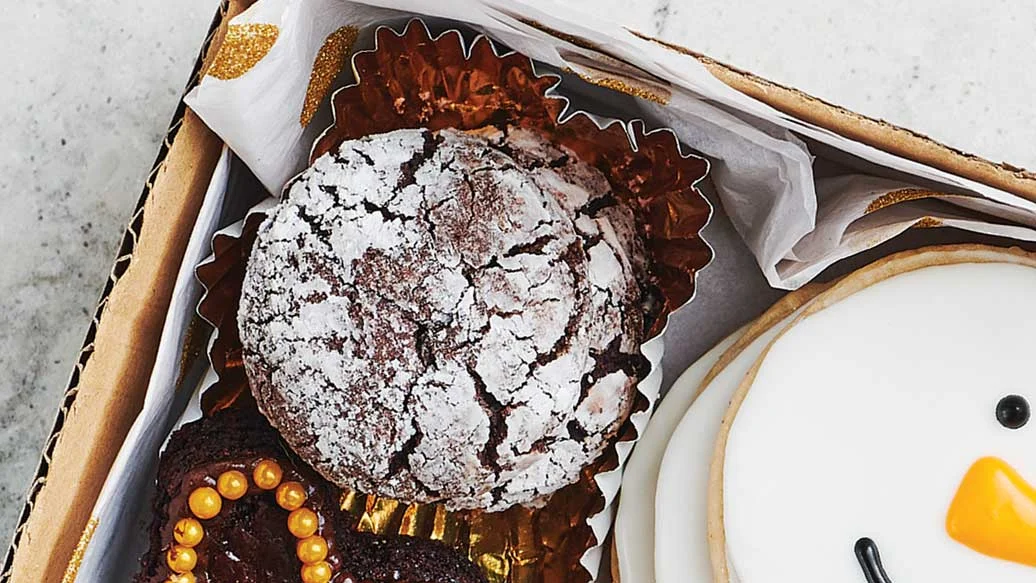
[[196, 19, 711, 583]]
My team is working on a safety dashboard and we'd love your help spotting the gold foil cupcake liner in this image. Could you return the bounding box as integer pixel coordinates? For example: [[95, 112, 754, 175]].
[[196, 19, 711, 583]]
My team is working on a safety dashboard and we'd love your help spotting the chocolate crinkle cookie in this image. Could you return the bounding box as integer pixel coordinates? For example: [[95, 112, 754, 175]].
[[239, 125, 654, 511]]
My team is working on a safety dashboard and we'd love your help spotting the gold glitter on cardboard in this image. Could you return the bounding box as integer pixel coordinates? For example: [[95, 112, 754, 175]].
[[208, 24, 280, 81], [913, 216, 943, 228], [300, 26, 359, 127], [515, 17, 601, 53], [61, 517, 98, 583], [566, 68, 670, 105], [865, 188, 940, 214]]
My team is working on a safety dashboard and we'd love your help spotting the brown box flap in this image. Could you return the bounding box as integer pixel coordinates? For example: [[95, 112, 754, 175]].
[[3, 2, 247, 581]]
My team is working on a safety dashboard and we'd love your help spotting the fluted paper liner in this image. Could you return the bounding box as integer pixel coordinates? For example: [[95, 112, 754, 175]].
[[197, 21, 710, 583]]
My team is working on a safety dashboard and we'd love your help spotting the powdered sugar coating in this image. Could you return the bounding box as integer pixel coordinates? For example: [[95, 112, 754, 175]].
[[238, 126, 650, 511]]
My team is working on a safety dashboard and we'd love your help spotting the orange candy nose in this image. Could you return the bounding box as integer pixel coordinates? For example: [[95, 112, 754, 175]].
[[946, 456, 1036, 567]]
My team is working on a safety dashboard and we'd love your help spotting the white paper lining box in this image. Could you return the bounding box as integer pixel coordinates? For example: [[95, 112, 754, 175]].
[[4, 0, 1035, 581]]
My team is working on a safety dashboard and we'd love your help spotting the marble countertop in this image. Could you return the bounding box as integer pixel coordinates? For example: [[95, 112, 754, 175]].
[[1, 0, 1033, 551]]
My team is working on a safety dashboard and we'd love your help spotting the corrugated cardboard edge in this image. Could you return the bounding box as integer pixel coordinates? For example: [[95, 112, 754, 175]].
[[0, 2, 250, 581], [629, 31, 1036, 203], [5, 3, 1036, 582]]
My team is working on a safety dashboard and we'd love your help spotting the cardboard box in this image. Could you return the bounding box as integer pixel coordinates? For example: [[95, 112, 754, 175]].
[[4, 1, 1034, 581]]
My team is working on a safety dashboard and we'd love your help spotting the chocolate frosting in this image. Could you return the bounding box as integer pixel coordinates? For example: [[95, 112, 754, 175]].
[[134, 408, 486, 583]]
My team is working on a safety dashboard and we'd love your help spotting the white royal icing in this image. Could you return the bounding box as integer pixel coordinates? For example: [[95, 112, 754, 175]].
[[723, 262, 1036, 581], [655, 308, 808, 583]]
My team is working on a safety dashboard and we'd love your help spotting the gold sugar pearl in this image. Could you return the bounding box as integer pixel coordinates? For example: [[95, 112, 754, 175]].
[[188, 486, 222, 520], [166, 573, 197, 583], [172, 518, 204, 547], [300, 561, 333, 583], [217, 470, 249, 500], [296, 535, 329, 564], [166, 545, 197, 573], [253, 459, 283, 490], [287, 508, 319, 538], [276, 481, 307, 511]]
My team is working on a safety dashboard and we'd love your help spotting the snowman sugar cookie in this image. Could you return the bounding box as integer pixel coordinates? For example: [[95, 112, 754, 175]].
[[612, 284, 830, 583], [709, 245, 1036, 583]]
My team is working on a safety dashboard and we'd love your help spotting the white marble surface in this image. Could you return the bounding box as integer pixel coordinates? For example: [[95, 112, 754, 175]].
[[0, 0, 216, 547], [1, 0, 1034, 551]]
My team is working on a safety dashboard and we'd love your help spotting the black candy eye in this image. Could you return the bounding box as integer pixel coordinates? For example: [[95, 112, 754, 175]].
[[996, 395, 1030, 430]]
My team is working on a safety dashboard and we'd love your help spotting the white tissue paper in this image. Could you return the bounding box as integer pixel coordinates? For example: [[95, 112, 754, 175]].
[[186, 0, 1036, 291], [72, 148, 232, 583]]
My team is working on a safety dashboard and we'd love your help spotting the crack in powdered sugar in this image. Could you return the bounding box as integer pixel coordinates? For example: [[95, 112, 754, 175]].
[[238, 126, 651, 511]]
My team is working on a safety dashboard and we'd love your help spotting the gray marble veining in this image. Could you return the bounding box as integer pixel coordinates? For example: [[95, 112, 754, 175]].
[[1, 0, 1033, 554], [0, 0, 215, 546]]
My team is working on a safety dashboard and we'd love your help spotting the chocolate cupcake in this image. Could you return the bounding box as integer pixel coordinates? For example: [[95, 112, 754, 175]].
[[238, 125, 653, 511], [134, 408, 486, 583]]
